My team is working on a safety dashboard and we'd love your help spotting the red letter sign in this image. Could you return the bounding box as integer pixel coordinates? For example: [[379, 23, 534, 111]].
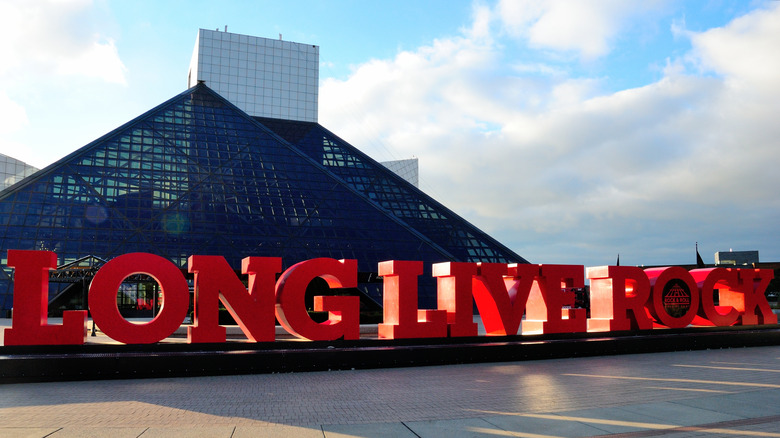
[[720, 268, 777, 325], [188, 256, 280, 343], [523, 265, 587, 334], [377, 260, 447, 339], [3, 250, 87, 346], [689, 268, 740, 327], [275, 258, 360, 341], [472, 263, 536, 336], [433, 262, 479, 337], [587, 266, 652, 332], [89, 253, 189, 344], [644, 267, 700, 328]]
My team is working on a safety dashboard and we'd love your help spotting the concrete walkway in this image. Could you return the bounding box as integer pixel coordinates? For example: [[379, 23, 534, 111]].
[[2, 346, 780, 437]]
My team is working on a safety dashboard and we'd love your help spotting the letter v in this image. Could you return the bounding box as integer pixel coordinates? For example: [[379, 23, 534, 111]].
[[472, 263, 537, 336]]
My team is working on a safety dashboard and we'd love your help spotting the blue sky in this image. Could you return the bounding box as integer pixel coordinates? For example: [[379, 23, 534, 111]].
[[1, 0, 779, 269]]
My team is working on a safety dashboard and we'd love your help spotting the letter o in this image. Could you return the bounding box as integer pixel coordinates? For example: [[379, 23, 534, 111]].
[[645, 267, 699, 328], [89, 253, 189, 344]]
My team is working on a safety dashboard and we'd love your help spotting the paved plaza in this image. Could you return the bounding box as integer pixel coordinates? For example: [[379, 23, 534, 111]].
[[1, 345, 780, 437]]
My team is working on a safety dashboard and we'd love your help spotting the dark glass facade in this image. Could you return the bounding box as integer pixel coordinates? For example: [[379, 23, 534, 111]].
[[0, 84, 527, 313]]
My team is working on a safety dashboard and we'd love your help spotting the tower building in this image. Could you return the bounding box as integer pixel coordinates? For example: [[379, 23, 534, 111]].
[[188, 28, 318, 122]]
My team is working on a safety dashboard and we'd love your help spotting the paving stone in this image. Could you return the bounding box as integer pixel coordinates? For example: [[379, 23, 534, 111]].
[[1, 346, 780, 437], [0, 428, 61, 438], [139, 426, 236, 437], [405, 417, 508, 438], [616, 401, 743, 426], [323, 422, 416, 437], [233, 424, 324, 438], [674, 390, 780, 419], [517, 408, 654, 435], [48, 427, 148, 437], [482, 412, 613, 437]]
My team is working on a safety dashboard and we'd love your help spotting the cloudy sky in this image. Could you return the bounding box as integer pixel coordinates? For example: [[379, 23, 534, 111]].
[[0, 0, 778, 269]]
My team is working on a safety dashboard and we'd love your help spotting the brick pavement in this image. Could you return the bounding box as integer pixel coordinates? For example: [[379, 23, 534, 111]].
[[1, 346, 780, 437]]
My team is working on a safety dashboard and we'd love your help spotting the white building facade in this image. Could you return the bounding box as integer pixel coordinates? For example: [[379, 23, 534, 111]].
[[0, 153, 38, 191], [188, 28, 319, 122]]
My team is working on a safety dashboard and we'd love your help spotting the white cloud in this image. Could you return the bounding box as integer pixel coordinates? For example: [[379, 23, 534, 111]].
[[55, 38, 127, 85], [0, 0, 126, 165], [0, 0, 126, 84], [0, 91, 28, 135], [320, 35, 502, 157], [0, 89, 34, 164], [321, 2, 780, 266], [465, 2, 493, 41], [688, 3, 780, 94], [494, 0, 657, 59]]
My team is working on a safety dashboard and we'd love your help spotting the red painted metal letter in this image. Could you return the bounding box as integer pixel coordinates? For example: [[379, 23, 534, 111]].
[[586, 266, 652, 332], [644, 267, 699, 328], [89, 253, 189, 344], [377, 260, 447, 339], [433, 262, 479, 337], [275, 258, 360, 341], [689, 268, 740, 327], [188, 256, 280, 343], [720, 268, 777, 326], [472, 263, 536, 336], [523, 265, 587, 334], [3, 250, 87, 346]]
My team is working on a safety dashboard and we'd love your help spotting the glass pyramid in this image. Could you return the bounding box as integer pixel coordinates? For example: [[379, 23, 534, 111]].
[[0, 84, 527, 312]]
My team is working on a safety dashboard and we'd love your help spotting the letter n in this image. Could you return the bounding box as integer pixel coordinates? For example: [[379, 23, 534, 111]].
[[188, 256, 280, 343]]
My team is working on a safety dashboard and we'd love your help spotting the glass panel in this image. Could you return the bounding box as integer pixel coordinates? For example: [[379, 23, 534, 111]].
[[0, 85, 527, 313]]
